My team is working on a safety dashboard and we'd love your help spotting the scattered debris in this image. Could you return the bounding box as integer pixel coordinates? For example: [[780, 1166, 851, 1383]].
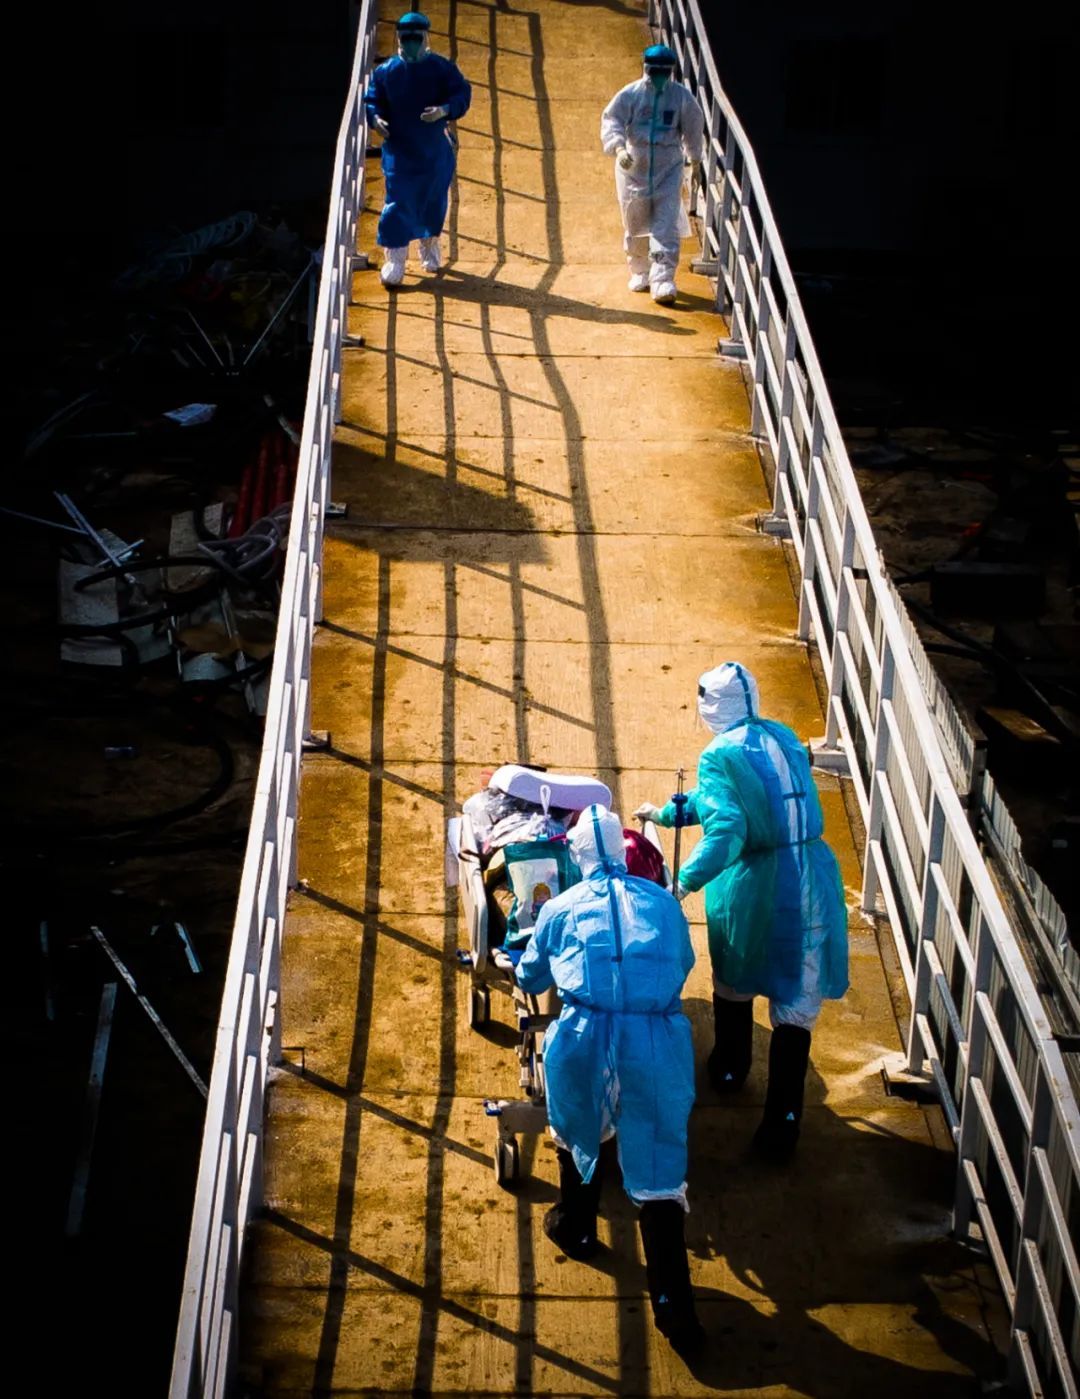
[[151, 920, 203, 975], [162, 402, 217, 428]]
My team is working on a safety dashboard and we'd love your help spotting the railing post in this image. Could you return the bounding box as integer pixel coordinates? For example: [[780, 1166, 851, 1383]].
[[702, 93, 720, 233], [730, 197, 752, 351], [749, 245, 772, 439], [267, 925, 283, 1067], [794, 408, 825, 642], [330, 258, 343, 425], [288, 639, 303, 888], [313, 417, 329, 628], [715, 124, 738, 322], [953, 913, 993, 1241], [861, 641, 896, 914], [823, 507, 856, 750], [1009, 1060, 1050, 1391], [906, 793, 946, 1074]]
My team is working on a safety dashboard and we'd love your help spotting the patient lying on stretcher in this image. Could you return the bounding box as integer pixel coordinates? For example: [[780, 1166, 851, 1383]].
[[462, 764, 665, 949]]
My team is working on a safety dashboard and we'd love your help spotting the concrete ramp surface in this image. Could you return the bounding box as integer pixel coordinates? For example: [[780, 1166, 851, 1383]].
[[240, 2, 1007, 1392]]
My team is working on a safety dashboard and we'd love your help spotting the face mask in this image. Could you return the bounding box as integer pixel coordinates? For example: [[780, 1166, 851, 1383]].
[[647, 70, 670, 93], [400, 35, 424, 60]]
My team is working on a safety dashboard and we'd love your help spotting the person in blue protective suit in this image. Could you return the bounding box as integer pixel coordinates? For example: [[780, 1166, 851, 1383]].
[[364, 12, 471, 287], [635, 663, 849, 1162], [517, 805, 705, 1354], [600, 44, 705, 304]]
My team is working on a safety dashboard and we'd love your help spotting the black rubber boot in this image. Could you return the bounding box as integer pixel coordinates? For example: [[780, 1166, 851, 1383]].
[[706, 994, 754, 1093], [752, 1024, 812, 1163], [543, 1147, 602, 1260], [639, 1200, 706, 1355]]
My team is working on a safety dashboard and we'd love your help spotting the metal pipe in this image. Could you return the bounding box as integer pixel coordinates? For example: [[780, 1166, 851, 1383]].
[[54, 492, 129, 570], [0, 506, 84, 536], [242, 254, 317, 367], [91, 926, 208, 1097], [65, 982, 118, 1237], [186, 310, 226, 369], [671, 767, 687, 885]]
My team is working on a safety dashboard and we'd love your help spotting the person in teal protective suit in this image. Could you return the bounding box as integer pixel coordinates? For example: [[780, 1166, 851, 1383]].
[[600, 44, 705, 304], [517, 805, 704, 1353], [364, 12, 472, 286], [635, 662, 849, 1161]]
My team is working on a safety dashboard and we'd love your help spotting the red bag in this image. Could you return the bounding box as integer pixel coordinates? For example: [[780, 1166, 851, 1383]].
[[622, 828, 666, 885]]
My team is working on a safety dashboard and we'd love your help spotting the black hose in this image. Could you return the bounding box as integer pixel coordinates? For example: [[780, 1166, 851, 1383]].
[[53, 627, 145, 666], [192, 502, 220, 542], [73, 553, 234, 592], [73, 547, 282, 606]]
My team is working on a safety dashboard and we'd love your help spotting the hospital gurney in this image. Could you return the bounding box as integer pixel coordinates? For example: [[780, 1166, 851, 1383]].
[[449, 809, 552, 1185], [448, 805, 672, 1187]]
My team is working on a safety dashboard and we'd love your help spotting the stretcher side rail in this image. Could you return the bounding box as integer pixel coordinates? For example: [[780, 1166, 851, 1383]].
[[455, 810, 551, 1184], [649, 2, 1079, 1392]]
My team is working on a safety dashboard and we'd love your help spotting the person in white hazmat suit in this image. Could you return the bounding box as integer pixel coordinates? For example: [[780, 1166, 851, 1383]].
[[600, 44, 705, 304]]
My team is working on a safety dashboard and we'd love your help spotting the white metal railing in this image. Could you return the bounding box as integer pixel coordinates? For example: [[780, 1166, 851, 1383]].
[[168, 4, 379, 1393], [650, 2, 1080, 1394]]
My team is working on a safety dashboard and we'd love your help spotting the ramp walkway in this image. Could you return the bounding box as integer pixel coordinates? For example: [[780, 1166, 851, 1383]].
[[239, 2, 1007, 1392]]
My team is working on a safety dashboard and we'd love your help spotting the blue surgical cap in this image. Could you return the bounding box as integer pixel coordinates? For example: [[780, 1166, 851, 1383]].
[[643, 43, 677, 67]]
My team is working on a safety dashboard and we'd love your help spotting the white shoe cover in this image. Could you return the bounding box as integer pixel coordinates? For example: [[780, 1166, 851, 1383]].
[[418, 237, 442, 272], [627, 272, 650, 293], [380, 247, 408, 286], [652, 280, 677, 305]]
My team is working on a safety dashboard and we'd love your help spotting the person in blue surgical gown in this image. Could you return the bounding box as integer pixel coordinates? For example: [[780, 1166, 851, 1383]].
[[517, 805, 705, 1354], [364, 12, 471, 286]]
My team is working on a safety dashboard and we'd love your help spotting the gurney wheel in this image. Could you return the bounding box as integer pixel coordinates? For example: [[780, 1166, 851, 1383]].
[[494, 1137, 519, 1188], [468, 986, 490, 1029]]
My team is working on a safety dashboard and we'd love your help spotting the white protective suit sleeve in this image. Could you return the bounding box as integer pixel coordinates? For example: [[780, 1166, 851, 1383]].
[[600, 86, 632, 156]]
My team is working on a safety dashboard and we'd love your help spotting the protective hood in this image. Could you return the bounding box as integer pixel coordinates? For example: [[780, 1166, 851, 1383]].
[[570, 804, 627, 876], [697, 661, 759, 733]]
